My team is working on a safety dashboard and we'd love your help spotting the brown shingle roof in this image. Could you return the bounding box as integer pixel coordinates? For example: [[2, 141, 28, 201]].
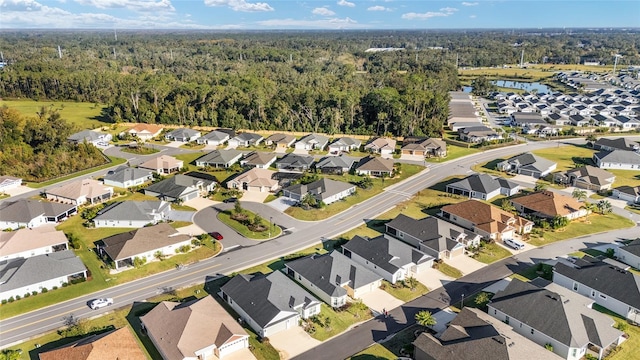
[[511, 191, 583, 217], [38, 327, 146, 360], [100, 223, 191, 261], [441, 200, 532, 235], [356, 156, 394, 172]]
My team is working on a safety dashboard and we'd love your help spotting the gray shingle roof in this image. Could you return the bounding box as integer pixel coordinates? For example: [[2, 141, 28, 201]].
[[565, 165, 614, 186], [447, 173, 509, 195], [285, 251, 382, 297], [166, 128, 200, 139], [385, 214, 473, 253], [198, 130, 229, 142], [0, 250, 86, 292], [67, 130, 103, 142], [315, 154, 358, 171], [342, 235, 433, 275], [490, 279, 623, 348], [104, 166, 152, 184], [594, 150, 640, 165], [195, 149, 243, 166], [554, 259, 640, 309], [276, 153, 315, 168], [99, 223, 191, 261], [329, 137, 361, 148], [0, 199, 76, 223], [356, 156, 394, 172], [220, 271, 319, 328], [283, 178, 355, 202], [144, 174, 213, 199], [595, 138, 640, 151], [232, 133, 263, 143], [504, 153, 556, 173], [94, 201, 170, 222]]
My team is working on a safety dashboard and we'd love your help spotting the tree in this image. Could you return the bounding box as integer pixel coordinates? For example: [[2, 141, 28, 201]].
[[586, 134, 598, 146], [252, 213, 263, 226], [405, 277, 418, 291], [534, 182, 548, 191], [474, 292, 491, 308], [551, 215, 569, 229], [300, 193, 318, 209], [501, 199, 516, 213], [470, 76, 497, 97], [597, 200, 613, 214], [0, 349, 22, 360], [234, 200, 243, 215], [415, 310, 437, 328], [154, 251, 165, 261], [572, 189, 587, 202], [581, 202, 597, 221]]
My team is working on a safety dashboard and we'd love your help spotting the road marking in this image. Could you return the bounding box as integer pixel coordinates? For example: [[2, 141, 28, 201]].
[[0, 263, 221, 336]]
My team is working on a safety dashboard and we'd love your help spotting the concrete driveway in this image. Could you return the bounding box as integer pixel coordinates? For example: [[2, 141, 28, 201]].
[[240, 191, 269, 203], [2, 185, 33, 197], [359, 288, 404, 316], [223, 348, 257, 360], [292, 148, 308, 155], [165, 210, 195, 222], [431, 308, 458, 334], [268, 196, 296, 212], [509, 174, 537, 189], [447, 255, 486, 276], [269, 327, 320, 359], [413, 267, 454, 291], [184, 197, 217, 211]]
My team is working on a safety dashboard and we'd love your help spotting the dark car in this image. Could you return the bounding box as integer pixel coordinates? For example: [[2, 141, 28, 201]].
[[223, 197, 237, 203], [210, 232, 223, 240]]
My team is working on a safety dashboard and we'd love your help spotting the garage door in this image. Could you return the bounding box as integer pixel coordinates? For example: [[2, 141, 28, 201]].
[[183, 192, 198, 201], [219, 337, 248, 358]]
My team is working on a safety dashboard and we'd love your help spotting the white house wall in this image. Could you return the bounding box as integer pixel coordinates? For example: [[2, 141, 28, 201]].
[[94, 219, 154, 228], [1, 274, 78, 301], [0, 214, 47, 230], [348, 251, 399, 284], [616, 248, 640, 272], [1, 243, 67, 261], [290, 269, 347, 308]]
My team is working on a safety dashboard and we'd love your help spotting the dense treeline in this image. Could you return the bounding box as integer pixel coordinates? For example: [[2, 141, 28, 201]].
[[0, 30, 638, 136], [0, 106, 108, 181]]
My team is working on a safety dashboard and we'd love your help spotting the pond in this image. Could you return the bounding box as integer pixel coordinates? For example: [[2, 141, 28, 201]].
[[491, 80, 551, 94]]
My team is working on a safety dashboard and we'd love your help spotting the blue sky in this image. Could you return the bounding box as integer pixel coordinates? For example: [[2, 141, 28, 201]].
[[0, 0, 638, 30]]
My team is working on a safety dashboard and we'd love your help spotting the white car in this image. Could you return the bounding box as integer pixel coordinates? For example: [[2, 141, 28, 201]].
[[89, 298, 113, 310]]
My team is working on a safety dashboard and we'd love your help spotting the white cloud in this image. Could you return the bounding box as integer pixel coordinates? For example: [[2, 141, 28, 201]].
[[469, 14, 476, 18], [367, 5, 388, 11], [75, 0, 175, 12], [402, 7, 457, 20], [462, 2, 478, 6], [204, 0, 273, 12], [337, 0, 354, 7], [312, 7, 335, 16], [257, 17, 366, 29]]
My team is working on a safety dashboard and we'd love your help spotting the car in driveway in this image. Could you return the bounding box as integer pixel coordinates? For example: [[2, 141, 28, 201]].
[[223, 197, 237, 203], [210, 232, 223, 240], [504, 238, 525, 250], [89, 298, 113, 310]]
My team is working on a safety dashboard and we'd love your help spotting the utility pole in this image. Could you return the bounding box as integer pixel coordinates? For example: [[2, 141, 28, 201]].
[[520, 49, 524, 68], [114, 28, 117, 41], [113, 48, 117, 60], [613, 54, 622, 74], [57, 45, 62, 59]]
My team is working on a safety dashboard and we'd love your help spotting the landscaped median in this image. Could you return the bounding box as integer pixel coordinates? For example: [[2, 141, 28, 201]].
[[217, 202, 282, 240]]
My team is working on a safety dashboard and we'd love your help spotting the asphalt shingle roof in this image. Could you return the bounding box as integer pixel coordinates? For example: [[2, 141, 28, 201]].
[[104, 166, 152, 185], [99, 223, 191, 261], [385, 214, 477, 253], [0, 199, 76, 223], [94, 201, 170, 223], [342, 235, 433, 275], [0, 250, 86, 292]]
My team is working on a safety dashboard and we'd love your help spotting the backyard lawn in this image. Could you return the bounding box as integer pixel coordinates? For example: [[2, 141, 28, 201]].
[[308, 303, 372, 341], [0, 99, 109, 129], [473, 242, 513, 264], [532, 144, 596, 172], [529, 213, 635, 246]]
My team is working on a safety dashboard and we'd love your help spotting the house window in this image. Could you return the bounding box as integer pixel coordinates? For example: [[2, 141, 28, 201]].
[[494, 309, 497, 315], [572, 349, 577, 357], [591, 290, 596, 297], [531, 329, 534, 335], [573, 282, 578, 291], [599, 294, 607, 300], [505, 316, 509, 325]]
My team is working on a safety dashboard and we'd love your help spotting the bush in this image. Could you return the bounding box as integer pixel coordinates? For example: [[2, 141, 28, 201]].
[[62, 282, 69, 287], [178, 245, 191, 253], [15, 295, 21, 301], [1, 299, 6, 305], [42, 288, 49, 293], [544, 343, 553, 351], [7, 297, 14, 303], [32, 291, 38, 296], [24, 293, 30, 298]]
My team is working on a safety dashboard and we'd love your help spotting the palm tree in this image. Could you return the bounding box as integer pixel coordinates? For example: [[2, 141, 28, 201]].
[[597, 200, 613, 214], [501, 199, 516, 213], [405, 277, 418, 291], [415, 310, 437, 328], [572, 189, 587, 202], [581, 202, 597, 221], [534, 182, 548, 192], [474, 292, 491, 308]]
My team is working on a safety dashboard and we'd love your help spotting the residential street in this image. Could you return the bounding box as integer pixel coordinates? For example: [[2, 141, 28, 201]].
[[0, 136, 638, 350]]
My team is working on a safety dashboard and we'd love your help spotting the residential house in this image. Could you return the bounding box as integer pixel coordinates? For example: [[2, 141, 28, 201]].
[[164, 128, 201, 142], [355, 156, 394, 177], [38, 327, 146, 360], [284, 251, 383, 308], [510, 191, 587, 220], [196, 130, 230, 146], [553, 165, 615, 191], [240, 151, 277, 169], [328, 137, 362, 154], [593, 137, 640, 152], [314, 154, 358, 175], [449, 121, 485, 131], [342, 235, 434, 284], [294, 133, 329, 151], [385, 214, 475, 259], [497, 152, 557, 178], [0, 175, 21, 193], [45, 179, 113, 206], [93, 201, 171, 228], [103, 166, 153, 189], [616, 115, 640, 129], [440, 200, 533, 241], [0, 250, 87, 302], [144, 173, 215, 202], [0, 199, 76, 230], [265, 133, 296, 150], [364, 137, 396, 156], [554, 257, 640, 324], [275, 153, 315, 172], [228, 133, 264, 148], [613, 185, 640, 203], [446, 173, 520, 201], [547, 113, 570, 126], [141, 295, 249, 360], [413, 307, 562, 360], [511, 112, 548, 127], [593, 150, 640, 170], [401, 137, 447, 158], [138, 155, 184, 175], [616, 239, 640, 271], [219, 271, 321, 338], [0, 225, 68, 261], [67, 130, 112, 146], [488, 279, 625, 360], [123, 123, 163, 141], [458, 126, 502, 143], [282, 178, 356, 205], [195, 149, 243, 168], [96, 223, 192, 270], [569, 114, 590, 127], [226, 168, 278, 192]]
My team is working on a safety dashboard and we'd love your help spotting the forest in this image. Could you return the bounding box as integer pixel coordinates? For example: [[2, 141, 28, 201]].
[[0, 106, 108, 181], [0, 29, 639, 138]]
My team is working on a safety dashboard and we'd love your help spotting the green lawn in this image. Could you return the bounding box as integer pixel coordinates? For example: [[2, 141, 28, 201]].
[[308, 303, 372, 341], [218, 210, 282, 240], [529, 213, 635, 246], [348, 344, 397, 360], [382, 280, 429, 302], [284, 164, 425, 221], [0, 99, 110, 129], [592, 304, 640, 360], [436, 261, 463, 279], [512, 263, 554, 282], [239, 242, 331, 276], [426, 145, 479, 163], [473, 242, 513, 264], [26, 156, 127, 188], [174, 153, 208, 172], [532, 144, 596, 172], [119, 147, 159, 155], [609, 169, 640, 188]]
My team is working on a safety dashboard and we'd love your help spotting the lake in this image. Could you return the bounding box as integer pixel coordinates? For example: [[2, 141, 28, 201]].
[[491, 80, 551, 93]]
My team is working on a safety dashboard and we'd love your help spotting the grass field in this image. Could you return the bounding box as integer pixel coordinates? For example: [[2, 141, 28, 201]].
[[0, 100, 109, 129], [529, 213, 635, 246], [26, 156, 127, 188], [426, 145, 479, 163], [473, 243, 513, 264], [382, 280, 429, 302], [532, 144, 596, 172], [218, 210, 282, 240], [458, 64, 614, 82]]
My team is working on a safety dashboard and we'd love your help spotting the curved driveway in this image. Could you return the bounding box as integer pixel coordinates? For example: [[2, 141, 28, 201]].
[[2, 136, 639, 349]]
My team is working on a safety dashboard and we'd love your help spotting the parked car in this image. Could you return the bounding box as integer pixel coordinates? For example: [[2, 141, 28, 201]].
[[210, 232, 223, 240], [504, 238, 525, 250], [89, 298, 113, 310], [223, 197, 237, 203]]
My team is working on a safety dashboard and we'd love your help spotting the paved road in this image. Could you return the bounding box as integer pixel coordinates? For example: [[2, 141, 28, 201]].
[[294, 226, 640, 360], [1, 136, 639, 349]]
